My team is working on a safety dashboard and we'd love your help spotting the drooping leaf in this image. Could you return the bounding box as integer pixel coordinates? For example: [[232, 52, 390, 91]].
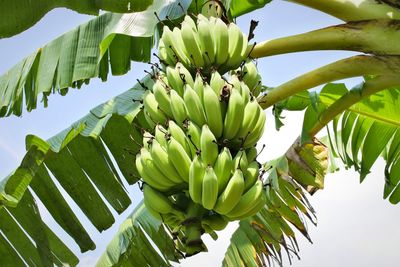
[[97, 201, 182, 267], [285, 80, 400, 204], [0, 0, 154, 38], [0, 0, 190, 118], [0, 76, 155, 265]]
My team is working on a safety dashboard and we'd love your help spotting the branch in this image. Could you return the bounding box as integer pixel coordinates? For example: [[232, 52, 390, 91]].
[[257, 55, 400, 109], [251, 20, 400, 58], [308, 75, 400, 136], [286, 0, 400, 21]]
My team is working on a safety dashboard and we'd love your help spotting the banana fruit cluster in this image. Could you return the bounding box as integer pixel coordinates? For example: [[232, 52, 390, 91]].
[[142, 62, 266, 149], [136, 12, 268, 256], [158, 14, 251, 74], [189, 148, 265, 220]]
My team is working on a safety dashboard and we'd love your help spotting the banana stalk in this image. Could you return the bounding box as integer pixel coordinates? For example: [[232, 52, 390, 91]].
[[258, 55, 400, 109], [251, 20, 400, 58], [286, 0, 400, 21], [182, 202, 207, 256]]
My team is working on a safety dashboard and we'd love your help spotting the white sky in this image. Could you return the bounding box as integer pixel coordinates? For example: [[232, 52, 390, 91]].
[[0, 1, 399, 266]]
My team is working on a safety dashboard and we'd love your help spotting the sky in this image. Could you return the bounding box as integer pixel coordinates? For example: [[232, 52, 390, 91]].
[[0, 1, 399, 266]]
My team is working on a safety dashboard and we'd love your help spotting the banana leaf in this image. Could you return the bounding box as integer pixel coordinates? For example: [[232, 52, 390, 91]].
[[277, 80, 400, 204], [0, 0, 190, 118], [97, 201, 183, 267], [0, 0, 154, 38], [0, 76, 153, 266]]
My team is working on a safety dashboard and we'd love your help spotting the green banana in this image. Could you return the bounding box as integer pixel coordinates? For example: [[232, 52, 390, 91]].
[[168, 120, 192, 157], [235, 99, 261, 141], [166, 65, 184, 96], [159, 26, 176, 63], [143, 90, 167, 124], [154, 124, 168, 147], [203, 84, 223, 138], [189, 155, 205, 204], [184, 120, 202, 156], [240, 82, 251, 104], [200, 125, 219, 166], [214, 18, 229, 66], [143, 184, 176, 214], [242, 61, 260, 94], [158, 39, 175, 66], [181, 19, 205, 67], [228, 75, 242, 90], [152, 79, 173, 118], [226, 179, 265, 219], [142, 131, 154, 149], [230, 192, 266, 220], [243, 106, 266, 148], [233, 149, 248, 171], [246, 146, 258, 163], [184, 84, 207, 127], [197, 14, 215, 66], [167, 137, 191, 182], [172, 27, 192, 66], [227, 23, 245, 69], [202, 165, 219, 210], [214, 169, 245, 215], [184, 15, 197, 31], [223, 88, 244, 140], [135, 109, 153, 131], [143, 110, 157, 130], [140, 148, 177, 186], [136, 153, 172, 192], [150, 139, 184, 184], [162, 26, 190, 66], [193, 72, 205, 101], [170, 89, 188, 127], [244, 161, 260, 192], [214, 147, 234, 194], [210, 70, 225, 96], [176, 62, 194, 88]]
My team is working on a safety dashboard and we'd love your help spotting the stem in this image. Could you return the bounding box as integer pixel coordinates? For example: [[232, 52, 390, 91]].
[[182, 202, 206, 256], [308, 75, 400, 136], [258, 55, 400, 109], [286, 0, 400, 21], [251, 20, 400, 59]]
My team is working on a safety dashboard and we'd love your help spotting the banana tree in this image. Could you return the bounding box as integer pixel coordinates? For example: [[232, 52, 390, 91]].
[[1, 0, 400, 266]]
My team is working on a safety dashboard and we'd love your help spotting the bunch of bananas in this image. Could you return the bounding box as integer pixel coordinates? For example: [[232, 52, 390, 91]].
[[158, 14, 252, 74], [142, 62, 266, 149], [136, 117, 265, 233], [136, 11, 268, 256]]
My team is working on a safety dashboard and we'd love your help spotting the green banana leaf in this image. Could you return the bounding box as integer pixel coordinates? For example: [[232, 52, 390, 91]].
[[223, 156, 315, 266], [228, 0, 272, 17], [0, 76, 153, 266], [277, 81, 400, 204], [0, 0, 190, 118], [97, 201, 182, 267], [0, 0, 154, 38]]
